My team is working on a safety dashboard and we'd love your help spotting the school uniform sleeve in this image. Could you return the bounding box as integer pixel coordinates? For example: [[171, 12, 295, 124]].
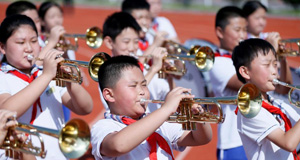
[[209, 57, 236, 96], [91, 119, 125, 159], [0, 74, 11, 94], [161, 122, 186, 151], [238, 107, 280, 145], [156, 17, 178, 39]]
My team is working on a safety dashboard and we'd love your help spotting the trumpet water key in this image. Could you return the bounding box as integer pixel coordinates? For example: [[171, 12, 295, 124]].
[[0, 118, 91, 159]]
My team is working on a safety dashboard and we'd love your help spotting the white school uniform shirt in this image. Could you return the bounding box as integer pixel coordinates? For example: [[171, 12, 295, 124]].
[[99, 64, 170, 113], [91, 117, 185, 160], [237, 93, 300, 160], [151, 17, 178, 40], [247, 32, 268, 40], [208, 49, 243, 149], [0, 64, 67, 160]]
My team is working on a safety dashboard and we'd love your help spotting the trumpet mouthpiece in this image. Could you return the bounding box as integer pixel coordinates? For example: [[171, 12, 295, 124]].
[[140, 98, 150, 105], [272, 79, 288, 87], [142, 27, 148, 33], [27, 54, 34, 60], [272, 79, 279, 85]]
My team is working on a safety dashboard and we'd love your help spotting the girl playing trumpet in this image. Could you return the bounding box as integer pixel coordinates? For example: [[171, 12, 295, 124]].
[[0, 14, 93, 160]]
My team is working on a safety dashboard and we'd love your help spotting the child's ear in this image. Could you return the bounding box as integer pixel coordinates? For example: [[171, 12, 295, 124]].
[[239, 66, 250, 80], [216, 26, 224, 40], [103, 36, 113, 50], [102, 88, 115, 102], [0, 43, 6, 54]]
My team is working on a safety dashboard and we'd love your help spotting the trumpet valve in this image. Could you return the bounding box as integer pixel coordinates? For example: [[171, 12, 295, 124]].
[[158, 70, 165, 79]]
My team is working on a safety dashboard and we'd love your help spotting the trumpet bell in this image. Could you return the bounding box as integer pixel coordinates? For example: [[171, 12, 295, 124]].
[[237, 83, 262, 118], [88, 52, 111, 82], [86, 26, 103, 49], [59, 119, 91, 159], [1, 118, 90, 159], [194, 46, 215, 71]]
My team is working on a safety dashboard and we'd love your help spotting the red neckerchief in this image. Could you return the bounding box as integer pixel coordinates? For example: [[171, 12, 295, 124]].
[[262, 101, 298, 160], [122, 117, 175, 160], [40, 34, 46, 42], [138, 61, 144, 72], [152, 21, 159, 31], [214, 52, 232, 58], [139, 39, 149, 51], [7, 69, 43, 124], [234, 101, 299, 160]]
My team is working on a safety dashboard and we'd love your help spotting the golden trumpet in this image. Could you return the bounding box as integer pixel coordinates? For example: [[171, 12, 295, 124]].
[[46, 26, 103, 52], [0, 119, 90, 159], [140, 83, 262, 130], [277, 38, 300, 57], [27, 52, 110, 86]]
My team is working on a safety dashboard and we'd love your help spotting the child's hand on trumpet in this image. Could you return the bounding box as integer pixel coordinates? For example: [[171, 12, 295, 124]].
[[0, 110, 17, 146]]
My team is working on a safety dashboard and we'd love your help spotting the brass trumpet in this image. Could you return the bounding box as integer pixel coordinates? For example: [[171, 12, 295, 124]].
[[277, 38, 300, 57], [140, 83, 262, 130], [273, 79, 300, 107], [48, 26, 103, 51], [0, 118, 90, 159], [138, 46, 214, 79], [174, 45, 215, 72], [55, 52, 110, 86], [28, 52, 110, 86]]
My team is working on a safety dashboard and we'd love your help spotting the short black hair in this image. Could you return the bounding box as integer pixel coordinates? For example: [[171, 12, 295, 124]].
[[242, 0, 267, 18], [6, 1, 37, 17], [103, 12, 141, 41], [215, 6, 245, 29], [0, 14, 37, 44], [38, 1, 63, 21], [0, 14, 38, 63], [121, 0, 150, 13], [98, 55, 141, 92], [232, 38, 276, 83]]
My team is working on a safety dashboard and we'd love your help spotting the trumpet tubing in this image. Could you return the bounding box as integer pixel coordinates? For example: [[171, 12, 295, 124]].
[[273, 79, 300, 107], [140, 83, 262, 130], [55, 52, 110, 86], [45, 26, 103, 51], [277, 38, 300, 57], [64, 26, 103, 49]]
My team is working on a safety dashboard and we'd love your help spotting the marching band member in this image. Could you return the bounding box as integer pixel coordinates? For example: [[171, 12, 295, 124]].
[[99, 11, 169, 113], [0, 14, 93, 159], [209, 6, 248, 160], [243, 0, 293, 95], [233, 38, 300, 160], [91, 55, 212, 160]]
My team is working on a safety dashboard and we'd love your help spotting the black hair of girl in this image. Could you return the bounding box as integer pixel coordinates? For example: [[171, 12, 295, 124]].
[[0, 14, 38, 44], [242, 0, 268, 18], [0, 14, 38, 63], [38, 1, 63, 32], [38, 1, 63, 21]]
